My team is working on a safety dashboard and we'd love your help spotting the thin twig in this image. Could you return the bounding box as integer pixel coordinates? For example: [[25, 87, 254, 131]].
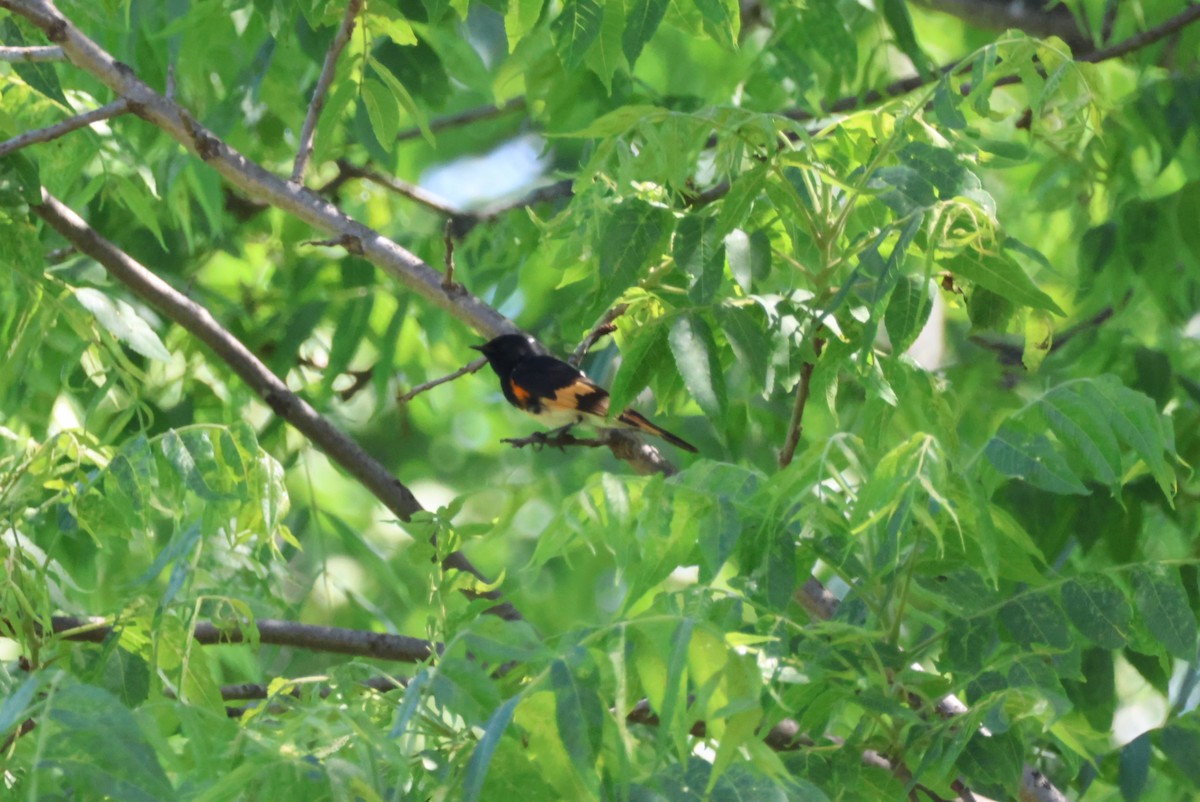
[[397, 357, 488, 403], [569, 303, 628, 367], [778, 338, 824, 468], [336, 159, 461, 216], [32, 190, 521, 621], [442, 218, 456, 290], [47, 614, 436, 662], [0, 44, 63, 61], [0, 98, 129, 159], [396, 97, 527, 143], [165, 63, 176, 100], [292, 0, 364, 184], [502, 430, 610, 450]]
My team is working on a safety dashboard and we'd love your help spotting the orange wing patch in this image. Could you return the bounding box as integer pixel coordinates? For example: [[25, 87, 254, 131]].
[[549, 379, 610, 417]]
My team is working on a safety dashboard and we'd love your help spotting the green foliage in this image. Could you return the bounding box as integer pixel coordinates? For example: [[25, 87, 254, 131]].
[[3, 0, 1200, 800]]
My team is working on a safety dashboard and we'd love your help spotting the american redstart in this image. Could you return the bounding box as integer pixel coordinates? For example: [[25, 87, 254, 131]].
[[472, 333, 698, 453]]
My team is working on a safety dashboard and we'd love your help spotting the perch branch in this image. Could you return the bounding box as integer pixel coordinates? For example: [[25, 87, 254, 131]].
[[0, 98, 129, 158], [31, 190, 520, 620], [291, 0, 363, 184]]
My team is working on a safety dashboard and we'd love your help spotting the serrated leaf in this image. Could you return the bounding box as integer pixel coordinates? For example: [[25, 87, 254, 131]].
[[623, 0, 669, 65], [985, 426, 1089, 495], [669, 314, 726, 423], [885, 274, 934, 354], [1062, 575, 1131, 649], [42, 684, 176, 802], [552, 0, 603, 70], [75, 288, 172, 363], [594, 199, 671, 316], [713, 304, 770, 396], [674, 214, 725, 304], [1089, 376, 1175, 500], [610, 318, 668, 412], [1133, 566, 1197, 661], [945, 249, 1064, 314]]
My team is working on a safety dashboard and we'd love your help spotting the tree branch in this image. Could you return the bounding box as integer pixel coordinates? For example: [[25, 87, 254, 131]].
[[0, 0, 515, 340], [47, 614, 436, 662], [395, 97, 527, 144], [570, 303, 628, 367], [31, 190, 520, 621], [291, 0, 363, 184], [333, 159, 462, 217], [0, 98, 129, 159], [397, 357, 488, 403], [913, 0, 1090, 49], [0, 44, 63, 61]]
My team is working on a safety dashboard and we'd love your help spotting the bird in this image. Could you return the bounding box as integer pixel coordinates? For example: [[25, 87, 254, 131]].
[[471, 333, 698, 453]]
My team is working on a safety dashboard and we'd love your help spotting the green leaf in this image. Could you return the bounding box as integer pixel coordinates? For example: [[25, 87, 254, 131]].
[[1061, 575, 1131, 649], [885, 274, 934, 355], [551, 657, 605, 783], [1133, 566, 1198, 661], [113, 175, 167, 250], [718, 162, 767, 234], [714, 303, 771, 396], [594, 199, 671, 316], [74, 287, 172, 363], [505, 0, 545, 52], [552, 0, 603, 70], [945, 249, 1064, 315], [360, 77, 400, 147], [623, 0, 670, 66], [674, 213, 726, 305], [879, 0, 929, 74], [1120, 732, 1152, 801], [2, 19, 69, 106], [1161, 721, 1200, 787], [42, 684, 176, 802], [368, 56, 434, 146], [999, 591, 1072, 650], [463, 695, 522, 802], [984, 426, 1089, 495], [610, 318, 669, 413], [1, 151, 43, 205], [1088, 375, 1176, 500], [669, 313, 727, 424]]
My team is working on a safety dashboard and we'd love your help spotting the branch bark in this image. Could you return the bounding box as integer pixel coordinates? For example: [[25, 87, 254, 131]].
[[0, 44, 62, 61], [31, 190, 520, 620], [0, 98, 129, 158], [291, 0, 364, 184], [48, 614, 436, 662], [0, 0, 515, 341]]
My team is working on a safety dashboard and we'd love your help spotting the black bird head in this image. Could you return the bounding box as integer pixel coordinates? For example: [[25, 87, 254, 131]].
[[471, 333, 543, 378]]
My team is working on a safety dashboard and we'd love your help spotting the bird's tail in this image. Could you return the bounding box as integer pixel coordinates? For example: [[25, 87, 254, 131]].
[[616, 408, 698, 453]]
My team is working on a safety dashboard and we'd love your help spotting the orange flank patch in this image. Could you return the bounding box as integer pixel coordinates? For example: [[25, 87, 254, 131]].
[[510, 382, 532, 406]]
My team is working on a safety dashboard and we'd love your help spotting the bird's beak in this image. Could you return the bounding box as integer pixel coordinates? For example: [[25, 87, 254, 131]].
[[469, 344, 484, 352]]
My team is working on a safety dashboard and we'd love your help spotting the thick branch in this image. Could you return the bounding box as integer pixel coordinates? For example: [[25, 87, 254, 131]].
[[292, 0, 364, 184], [49, 614, 435, 662], [31, 191, 519, 620], [0, 98, 129, 158], [0, 0, 515, 340]]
